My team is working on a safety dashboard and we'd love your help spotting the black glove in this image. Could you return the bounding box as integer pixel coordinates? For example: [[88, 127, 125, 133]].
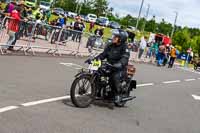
[[113, 62, 122, 69], [85, 58, 93, 64]]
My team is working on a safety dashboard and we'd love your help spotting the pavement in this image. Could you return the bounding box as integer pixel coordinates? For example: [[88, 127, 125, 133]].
[[0, 55, 200, 133]]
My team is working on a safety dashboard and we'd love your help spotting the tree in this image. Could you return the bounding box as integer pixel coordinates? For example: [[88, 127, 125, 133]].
[[190, 36, 200, 56], [173, 28, 191, 52], [36, 0, 40, 8], [120, 15, 136, 27], [55, 0, 77, 12], [94, 0, 109, 17], [145, 16, 156, 33], [157, 19, 173, 35], [81, 0, 95, 15]]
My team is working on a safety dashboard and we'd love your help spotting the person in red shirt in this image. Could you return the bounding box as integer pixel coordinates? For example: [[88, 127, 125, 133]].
[[3, 6, 21, 52]]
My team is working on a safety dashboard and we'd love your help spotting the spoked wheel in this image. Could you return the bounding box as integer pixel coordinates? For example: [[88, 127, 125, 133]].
[[70, 75, 95, 108]]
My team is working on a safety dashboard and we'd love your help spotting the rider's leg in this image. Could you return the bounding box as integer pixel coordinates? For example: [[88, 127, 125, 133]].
[[110, 71, 124, 102]]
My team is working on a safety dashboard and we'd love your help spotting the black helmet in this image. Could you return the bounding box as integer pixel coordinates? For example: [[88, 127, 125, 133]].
[[112, 29, 128, 44]]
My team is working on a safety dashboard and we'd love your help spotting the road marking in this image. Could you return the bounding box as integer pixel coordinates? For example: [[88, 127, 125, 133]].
[[184, 79, 196, 82], [60, 62, 87, 70], [163, 80, 181, 84], [198, 78, 200, 80], [60, 62, 83, 68], [0, 106, 18, 113], [137, 83, 154, 87], [21, 96, 70, 107], [60, 63, 73, 66], [192, 95, 200, 100]]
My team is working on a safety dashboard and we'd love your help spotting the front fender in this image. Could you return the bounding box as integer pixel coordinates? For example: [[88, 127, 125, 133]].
[[75, 71, 93, 78]]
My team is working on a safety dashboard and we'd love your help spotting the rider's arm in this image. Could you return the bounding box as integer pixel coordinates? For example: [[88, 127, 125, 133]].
[[117, 44, 130, 67], [96, 45, 109, 60]]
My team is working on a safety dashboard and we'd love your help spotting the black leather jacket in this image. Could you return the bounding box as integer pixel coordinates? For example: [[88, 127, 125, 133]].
[[97, 43, 130, 69]]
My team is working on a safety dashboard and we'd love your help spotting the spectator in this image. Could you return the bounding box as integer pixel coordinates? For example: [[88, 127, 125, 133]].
[[2, 6, 21, 52], [72, 18, 85, 42], [4, 0, 16, 14], [150, 40, 159, 63], [94, 26, 104, 37], [17, 1, 28, 38], [157, 43, 166, 66], [127, 30, 135, 43], [57, 14, 65, 27], [46, 10, 51, 23], [168, 45, 177, 68], [138, 36, 147, 60], [89, 22, 95, 32]]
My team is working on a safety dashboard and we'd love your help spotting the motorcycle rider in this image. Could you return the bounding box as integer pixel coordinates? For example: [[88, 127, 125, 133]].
[[92, 29, 130, 103]]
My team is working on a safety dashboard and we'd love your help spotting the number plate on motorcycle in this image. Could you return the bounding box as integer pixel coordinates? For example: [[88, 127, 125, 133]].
[[89, 60, 101, 71]]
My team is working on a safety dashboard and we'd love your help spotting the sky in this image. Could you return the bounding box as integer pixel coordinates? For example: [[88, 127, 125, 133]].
[[108, 0, 200, 28]]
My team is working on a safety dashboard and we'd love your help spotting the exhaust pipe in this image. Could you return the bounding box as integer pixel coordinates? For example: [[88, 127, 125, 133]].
[[121, 96, 136, 102]]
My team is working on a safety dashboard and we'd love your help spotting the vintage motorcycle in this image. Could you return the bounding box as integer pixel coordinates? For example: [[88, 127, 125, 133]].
[[70, 57, 137, 108]]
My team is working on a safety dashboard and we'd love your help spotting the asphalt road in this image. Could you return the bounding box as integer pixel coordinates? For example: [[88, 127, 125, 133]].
[[0, 55, 200, 133]]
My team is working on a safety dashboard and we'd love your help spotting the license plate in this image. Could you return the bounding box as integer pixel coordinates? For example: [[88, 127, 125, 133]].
[[88, 60, 101, 71]]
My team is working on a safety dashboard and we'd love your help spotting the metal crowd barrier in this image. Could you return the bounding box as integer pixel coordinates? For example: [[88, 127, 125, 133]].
[[0, 16, 111, 56]]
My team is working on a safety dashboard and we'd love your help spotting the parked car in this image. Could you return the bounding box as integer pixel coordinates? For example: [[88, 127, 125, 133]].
[[109, 21, 120, 29], [96, 17, 109, 26], [40, 1, 51, 11], [52, 8, 65, 15], [68, 11, 77, 18], [127, 26, 136, 31], [86, 14, 97, 23]]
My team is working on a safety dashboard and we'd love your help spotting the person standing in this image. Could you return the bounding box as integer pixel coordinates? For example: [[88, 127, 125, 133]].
[[72, 18, 85, 42], [138, 36, 147, 60], [150, 40, 159, 63], [168, 46, 177, 68], [3, 6, 21, 52], [17, 0, 28, 38], [89, 22, 95, 33], [157, 43, 166, 66]]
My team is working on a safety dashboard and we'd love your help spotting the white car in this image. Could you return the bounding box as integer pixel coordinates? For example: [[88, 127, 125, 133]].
[[67, 12, 77, 18], [127, 26, 136, 31], [86, 14, 97, 23], [99, 16, 109, 26], [40, 1, 51, 11]]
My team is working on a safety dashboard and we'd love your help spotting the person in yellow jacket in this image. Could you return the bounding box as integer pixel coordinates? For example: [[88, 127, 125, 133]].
[[168, 45, 177, 68], [32, 8, 43, 19]]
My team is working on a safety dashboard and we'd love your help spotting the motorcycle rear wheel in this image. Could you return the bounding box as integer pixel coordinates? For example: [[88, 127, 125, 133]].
[[70, 75, 95, 108]]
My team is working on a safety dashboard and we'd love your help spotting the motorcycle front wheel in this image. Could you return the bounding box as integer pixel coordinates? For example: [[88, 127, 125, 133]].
[[70, 75, 95, 108]]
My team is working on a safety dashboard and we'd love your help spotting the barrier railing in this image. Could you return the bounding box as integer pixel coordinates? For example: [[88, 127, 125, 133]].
[[0, 16, 111, 56]]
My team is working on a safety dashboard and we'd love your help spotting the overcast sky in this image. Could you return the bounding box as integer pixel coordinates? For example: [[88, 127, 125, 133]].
[[108, 0, 200, 28]]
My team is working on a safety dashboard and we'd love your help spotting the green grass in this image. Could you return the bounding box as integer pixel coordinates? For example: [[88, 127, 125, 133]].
[[49, 15, 112, 39]]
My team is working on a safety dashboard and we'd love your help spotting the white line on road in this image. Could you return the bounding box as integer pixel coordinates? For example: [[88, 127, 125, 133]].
[[0, 106, 18, 113], [137, 83, 154, 87], [198, 78, 200, 80], [192, 95, 200, 100], [184, 79, 196, 82], [60, 62, 83, 68], [163, 80, 181, 84], [21, 96, 70, 107]]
